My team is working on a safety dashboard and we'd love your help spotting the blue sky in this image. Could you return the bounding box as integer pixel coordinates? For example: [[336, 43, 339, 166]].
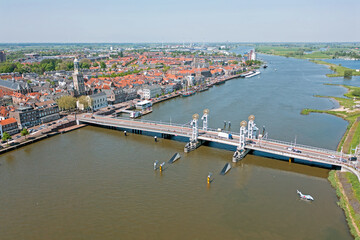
[[1, 0, 359, 43]]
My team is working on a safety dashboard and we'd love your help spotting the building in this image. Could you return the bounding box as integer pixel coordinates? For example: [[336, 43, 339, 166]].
[[103, 88, 126, 105], [142, 85, 162, 99], [0, 50, 6, 63], [9, 106, 40, 128], [0, 79, 32, 94], [77, 92, 108, 111], [73, 58, 86, 96], [135, 100, 152, 111], [34, 101, 60, 123], [0, 118, 19, 137]]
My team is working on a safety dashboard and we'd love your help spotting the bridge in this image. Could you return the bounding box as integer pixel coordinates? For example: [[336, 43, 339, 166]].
[[76, 111, 360, 180]]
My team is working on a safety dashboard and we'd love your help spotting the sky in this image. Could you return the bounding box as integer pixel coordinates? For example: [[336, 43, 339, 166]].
[[1, 0, 359, 43]]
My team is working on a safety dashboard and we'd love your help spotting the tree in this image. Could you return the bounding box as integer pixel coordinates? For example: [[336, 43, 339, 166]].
[[77, 95, 91, 110], [344, 70, 353, 78], [80, 58, 91, 69], [111, 63, 117, 69], [100, 61, 106, 69], [93, 62, 99, 67], [2, 132, 12, 143], [56, 95, 77, 110], [21, 128, 29, 139]]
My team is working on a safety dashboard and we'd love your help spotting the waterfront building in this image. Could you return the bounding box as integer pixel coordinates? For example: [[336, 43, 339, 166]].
[[162, 85, 173, 94], [34, 101, 60, 124], [72, 58, 86, 96], [9, 106, 40, 128], [0, 50, 6, 63], [103, 88, 126, 105], [142, 85, 162, 99], [0, 117, 19, 137], [77, 92, 108, 111], [135, 100, 152, 111]]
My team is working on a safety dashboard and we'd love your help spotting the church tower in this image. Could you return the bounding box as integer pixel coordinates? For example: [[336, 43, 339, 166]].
[[73, 57, 85, 96]]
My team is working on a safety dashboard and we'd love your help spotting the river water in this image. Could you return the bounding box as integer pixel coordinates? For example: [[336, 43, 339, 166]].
[[0, 52, 357, 240]]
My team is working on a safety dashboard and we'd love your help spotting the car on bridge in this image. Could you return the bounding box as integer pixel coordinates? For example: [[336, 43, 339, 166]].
[[286, 147, 301, 153]]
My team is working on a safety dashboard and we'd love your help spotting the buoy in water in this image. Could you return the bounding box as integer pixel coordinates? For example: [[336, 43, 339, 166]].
[[154, 136, 158, 142], [124, 131, 127, 136], [159, 162, 165, 171], [207, 172, 213, 184], [154, 160, 159, 170]]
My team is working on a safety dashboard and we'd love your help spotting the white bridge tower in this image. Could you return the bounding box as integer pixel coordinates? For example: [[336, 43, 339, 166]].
[[201, 109, 209, 131]]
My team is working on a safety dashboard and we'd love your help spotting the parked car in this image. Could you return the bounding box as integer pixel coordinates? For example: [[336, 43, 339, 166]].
[[349, 156, 357, 161]]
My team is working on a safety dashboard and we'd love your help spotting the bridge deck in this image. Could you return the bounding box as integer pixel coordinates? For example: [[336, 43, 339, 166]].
[[77, 114, 360, 180]]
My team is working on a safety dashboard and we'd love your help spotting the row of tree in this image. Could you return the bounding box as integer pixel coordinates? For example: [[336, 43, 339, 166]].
[[2, 128, 29, 143], [0, 58, 93, 74]]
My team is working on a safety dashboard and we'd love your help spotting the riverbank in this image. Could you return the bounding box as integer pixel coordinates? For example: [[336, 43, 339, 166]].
[[329, 170, 360, 239], [310, 60, 360, 77], [301, 84, 360, 153], [0, 121, 86, 155]]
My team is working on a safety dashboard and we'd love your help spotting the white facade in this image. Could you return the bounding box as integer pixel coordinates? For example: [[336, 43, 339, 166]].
[[77, 92, 108, 111], [142, 85, 162, 100], [90, 92, 108, 110]]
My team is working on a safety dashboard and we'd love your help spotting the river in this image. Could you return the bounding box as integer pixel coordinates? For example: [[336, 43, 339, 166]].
[[0, 52, 356, 240]]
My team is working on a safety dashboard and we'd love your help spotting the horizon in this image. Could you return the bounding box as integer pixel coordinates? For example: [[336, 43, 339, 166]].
[[1, 0, 359, 43]]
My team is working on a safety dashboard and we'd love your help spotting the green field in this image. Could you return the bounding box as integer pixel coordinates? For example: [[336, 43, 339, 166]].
[[311, 60, 360, 77]]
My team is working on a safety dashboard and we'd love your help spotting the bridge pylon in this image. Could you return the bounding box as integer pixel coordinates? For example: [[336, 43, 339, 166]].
[[185, 113, 203, 153], [201, 109, 209, 131], [232, 120, 251, 162]]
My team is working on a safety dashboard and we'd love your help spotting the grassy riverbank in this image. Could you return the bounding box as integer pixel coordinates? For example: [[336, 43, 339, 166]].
[[328, 170, 360, 239], [310, 60, 360, 77], [301, 84, 360, 153]]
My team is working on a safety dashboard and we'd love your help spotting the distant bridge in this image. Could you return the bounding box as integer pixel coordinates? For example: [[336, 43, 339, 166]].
[[77, 112, 360, 180]]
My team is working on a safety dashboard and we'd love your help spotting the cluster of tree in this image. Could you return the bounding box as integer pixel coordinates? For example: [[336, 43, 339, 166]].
[[245, 60, 262, 66], [94, 69, 142, 78], [344, 70, 353, 78], [0, 58, 92, 74], [334, 51, 360, 59], [56, 95, 93, 110]]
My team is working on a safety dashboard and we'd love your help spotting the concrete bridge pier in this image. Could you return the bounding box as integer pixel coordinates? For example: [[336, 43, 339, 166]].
[[184, 140, 203, 153]]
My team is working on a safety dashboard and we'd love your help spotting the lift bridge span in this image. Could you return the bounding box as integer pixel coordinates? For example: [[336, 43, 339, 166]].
[[77, 111, 359, 180]]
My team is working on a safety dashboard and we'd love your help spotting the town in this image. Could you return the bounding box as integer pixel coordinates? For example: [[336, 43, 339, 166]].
[[0, 45, 261, 149]]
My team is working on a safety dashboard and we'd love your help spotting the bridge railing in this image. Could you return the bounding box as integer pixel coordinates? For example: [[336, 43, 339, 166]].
[[79, 116, 193, 137], [262, 138, 348, 157]]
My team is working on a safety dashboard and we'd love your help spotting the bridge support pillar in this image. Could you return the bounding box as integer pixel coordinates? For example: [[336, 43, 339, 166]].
[[289, 157, 294, 163], [232, 148, 251, 162], [184, 140, 203, 153]]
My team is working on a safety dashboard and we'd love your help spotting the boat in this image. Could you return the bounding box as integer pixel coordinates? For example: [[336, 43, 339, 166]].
[[263, 64, 268, 68], [182, 91, 195, 97], [297, 190, 314, 201], [245, 70, 261, 78], [214, 80, 225, 85], [197, 86, 209, 92]]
